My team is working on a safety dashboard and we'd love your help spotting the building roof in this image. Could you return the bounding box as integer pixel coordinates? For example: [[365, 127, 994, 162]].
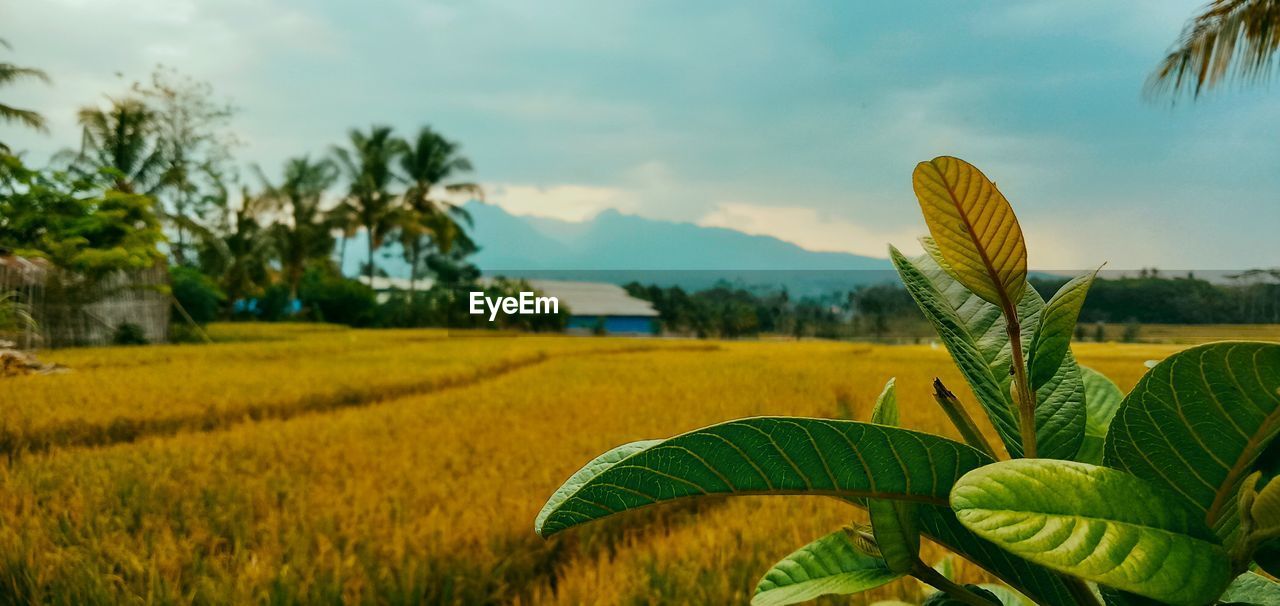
[[524, 280, 658, 317], [356, 275, 658, 317]]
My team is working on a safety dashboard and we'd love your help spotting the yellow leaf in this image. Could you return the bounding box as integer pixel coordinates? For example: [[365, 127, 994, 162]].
[[913, 156, 1027, 308]]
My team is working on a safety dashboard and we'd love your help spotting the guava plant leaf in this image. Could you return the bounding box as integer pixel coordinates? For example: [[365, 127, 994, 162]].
[[751, 528, 902, 606], [871, 377, 899, 426], [922, 585, 1001, 606], [1104, 342, 1280, 542], [1028, 270, 1097, 390], [912, 156, 1027, 308], [865, 377, 920, 573], [1254, 538, 1280, 576], [535, 418, 990, 537], [977, 584, 1034, 606], [1249, 473, 1280, 537], [1075, 366, 1123, 464], [891, 245, 1084, 460], [951, 459, 1232, 606], [536, 439, 660, 534], [1217, 571, 1280, 605], [914, 505, 1077, 606]]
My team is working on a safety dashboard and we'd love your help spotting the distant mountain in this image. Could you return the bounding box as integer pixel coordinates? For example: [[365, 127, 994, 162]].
[[341, 202, 897, 297]]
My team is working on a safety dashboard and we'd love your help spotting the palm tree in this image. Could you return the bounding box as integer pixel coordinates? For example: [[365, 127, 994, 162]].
[[0, 38, 49, 143], [73, 98, 165, 194], [398, 126, 482, 294], [1148, 0, 1280, 99], [331, 125, 407, 282], [258, 156, 338, 300], [184, 178, 273, 318]]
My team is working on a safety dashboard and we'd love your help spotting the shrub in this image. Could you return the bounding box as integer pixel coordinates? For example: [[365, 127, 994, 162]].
[[298, 268, 377, 327], [170, 266, 224, 325], [111, 322, 148, 346], [533, 156, 1280, 606]]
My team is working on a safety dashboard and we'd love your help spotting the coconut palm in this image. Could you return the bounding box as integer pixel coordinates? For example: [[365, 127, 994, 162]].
[[258, 156, 338, 300], [73, 98, 165, 194], [1148, 0, 1280, 98], [0, 38, 49, 140], [331, 125, 407, 282], [398, 126, 482, 294], [186, 180, 274, 318]]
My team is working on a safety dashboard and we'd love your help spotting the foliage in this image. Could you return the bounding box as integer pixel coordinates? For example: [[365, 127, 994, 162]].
[[625, 282, 850, 338], [0, 37, 50, 150], [298, 266, 378, 327], [169, 264, 223, 325], [1148, 0, 1280, 99], [536, 156, 1280, 606], [111, 322, 148, 345], [0, 152, 165, 278]]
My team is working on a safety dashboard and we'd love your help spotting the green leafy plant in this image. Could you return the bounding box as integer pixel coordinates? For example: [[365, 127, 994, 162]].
[[534, 156, 1280, 606]]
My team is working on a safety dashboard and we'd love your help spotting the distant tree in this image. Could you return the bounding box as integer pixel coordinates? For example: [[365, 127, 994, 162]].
[[1149, 0, 1280, 99], [71, 97, 165, 194], [398, 126, 482, 294], [331, 125, 407, 283], [258, 156, 338, 300], [132, 66, 239, 264], [0, 38, 49, 150], [186, 177, 273, 317]]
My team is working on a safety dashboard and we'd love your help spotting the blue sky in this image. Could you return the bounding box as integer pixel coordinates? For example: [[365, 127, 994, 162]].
[[4, 0, 1278, 269]]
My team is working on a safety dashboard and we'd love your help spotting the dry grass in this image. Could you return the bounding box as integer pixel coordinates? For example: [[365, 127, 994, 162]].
[[0, 325, 1220, 604]]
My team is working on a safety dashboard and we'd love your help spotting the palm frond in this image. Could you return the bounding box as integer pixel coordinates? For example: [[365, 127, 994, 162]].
[[1148, 0, 1280, 99], [0, 102, 46, 131]]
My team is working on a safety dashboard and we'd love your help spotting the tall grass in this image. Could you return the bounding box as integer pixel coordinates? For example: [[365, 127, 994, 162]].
[[0, 326, 1186, 604]]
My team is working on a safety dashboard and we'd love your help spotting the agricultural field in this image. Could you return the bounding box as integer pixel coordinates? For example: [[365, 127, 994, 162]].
[[0, 324, 1272, 605]]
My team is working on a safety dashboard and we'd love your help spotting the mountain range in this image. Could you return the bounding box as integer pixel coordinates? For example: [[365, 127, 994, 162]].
[[342, 202, 897, 297]]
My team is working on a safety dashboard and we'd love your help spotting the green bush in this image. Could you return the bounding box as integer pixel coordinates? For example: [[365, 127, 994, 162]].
[[111, 322, 148, 346], [170, 266, 224, 325], [298, 268, 377, 327]]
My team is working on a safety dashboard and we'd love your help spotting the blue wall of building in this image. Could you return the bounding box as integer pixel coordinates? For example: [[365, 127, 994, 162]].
[[566, 315, 657, 334]]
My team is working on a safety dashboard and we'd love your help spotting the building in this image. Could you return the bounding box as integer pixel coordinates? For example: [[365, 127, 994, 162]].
[[357, 276, 659, 334], [525, 280, 659, 335], [0, 250, 170, 348]]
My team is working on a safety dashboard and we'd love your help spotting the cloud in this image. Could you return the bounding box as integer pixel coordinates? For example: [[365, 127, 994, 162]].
[[698, 202, 921, 258], [482, 183, 638, 222]]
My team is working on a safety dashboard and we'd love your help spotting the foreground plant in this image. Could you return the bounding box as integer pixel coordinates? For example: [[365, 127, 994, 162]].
[[534, 156, 1280, 606]]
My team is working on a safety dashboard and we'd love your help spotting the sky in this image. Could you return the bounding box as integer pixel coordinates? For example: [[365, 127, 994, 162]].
[[3, 0, 1279, 270]]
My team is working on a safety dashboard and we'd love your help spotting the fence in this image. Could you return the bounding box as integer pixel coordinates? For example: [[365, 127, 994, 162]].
[[0, 253, 170, 348]]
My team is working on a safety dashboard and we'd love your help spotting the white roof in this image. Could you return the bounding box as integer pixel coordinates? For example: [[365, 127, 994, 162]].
[[524, 279, 658, 317], [356, 276, 658, 317]]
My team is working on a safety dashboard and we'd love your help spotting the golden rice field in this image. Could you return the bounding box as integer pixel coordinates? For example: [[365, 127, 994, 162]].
[[0, 323, 1272, 605]]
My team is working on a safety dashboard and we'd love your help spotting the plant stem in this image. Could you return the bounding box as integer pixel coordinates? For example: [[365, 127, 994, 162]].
[[911, 560, 994, 606], [932, 378, 999, 459], [1004, 311, 1037, 458]]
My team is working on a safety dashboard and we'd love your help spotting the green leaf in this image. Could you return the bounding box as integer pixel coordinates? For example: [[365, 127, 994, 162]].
[[1254, 538, 1280, 576], [913, 156, 1027, 308], [977, 584, 1035, 606], [1104, 342, 1280, 543], [535, 418, 1079, 606], [871, 377, 899, 426], [1028, 269, 1097, 390], [535, 418, 989, 537], [535, 439, 660, 535], [891, 244, 1084, 460], [1075, 366, 1123, 464], [951, 459, 1232, 606], [866, 376, 919, 573], [751, 528, 902, 606], [1249, 472, 1280, 538], [1218, 571, 1280, 605]]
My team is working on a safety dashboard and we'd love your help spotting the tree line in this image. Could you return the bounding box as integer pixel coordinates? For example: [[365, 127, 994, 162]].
[[1, 47, 564, 339]]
